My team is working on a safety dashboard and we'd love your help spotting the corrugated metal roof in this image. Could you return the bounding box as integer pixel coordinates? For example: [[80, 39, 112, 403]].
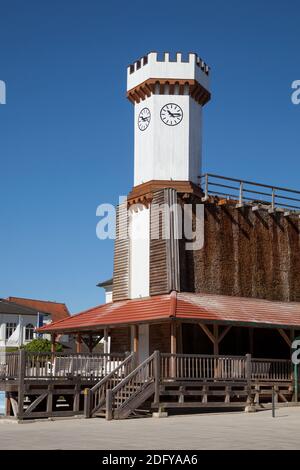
[[37, 292, 300, 333]]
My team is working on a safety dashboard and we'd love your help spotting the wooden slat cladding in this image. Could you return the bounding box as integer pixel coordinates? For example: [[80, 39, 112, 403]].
[[112, 202, 130, 301], [150, 189, 180, 295]]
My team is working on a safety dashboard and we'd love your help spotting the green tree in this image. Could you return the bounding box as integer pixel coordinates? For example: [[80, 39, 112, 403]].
[[24, 338, 63, 353]]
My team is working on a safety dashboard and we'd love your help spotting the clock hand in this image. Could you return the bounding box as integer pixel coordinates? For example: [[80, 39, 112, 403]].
[[167, 110, 181, 118]]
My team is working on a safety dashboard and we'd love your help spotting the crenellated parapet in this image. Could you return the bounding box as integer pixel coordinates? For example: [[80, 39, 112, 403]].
[[127, 51, 211, 106]]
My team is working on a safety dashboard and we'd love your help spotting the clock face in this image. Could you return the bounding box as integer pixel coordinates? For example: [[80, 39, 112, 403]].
[[138, 107, 151, 131], [160, 103, 183, 126]]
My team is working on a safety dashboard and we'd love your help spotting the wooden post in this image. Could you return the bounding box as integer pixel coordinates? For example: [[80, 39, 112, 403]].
[[51, 333, 57, 353], [132, 325, 139, 365], [17, 349, 26, 419], [5, 393, 11, 417], [154, 350, 160, 406], [106, 389, 113, 421], [88, 334, 93, 353], [213, 324, 219, 355], [76, 333, 82, 353], [84, 388, 91, 418], [246, 353, 252, 401], [170, 321, 177, 378]]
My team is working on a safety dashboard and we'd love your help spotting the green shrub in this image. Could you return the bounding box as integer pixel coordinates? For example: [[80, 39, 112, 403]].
[[24, 338, 63, 353]]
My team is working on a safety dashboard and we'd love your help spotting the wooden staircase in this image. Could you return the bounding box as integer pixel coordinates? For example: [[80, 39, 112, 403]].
[[85, 352, 159, 420]]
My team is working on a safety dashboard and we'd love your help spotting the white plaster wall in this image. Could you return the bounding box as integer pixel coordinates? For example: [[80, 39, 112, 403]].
[[105, 288, 113, 304], [129, 205, 150, 299], [127, 52, 210, 92], [0, 314, 38, 348], [134, 94, 202, 185]]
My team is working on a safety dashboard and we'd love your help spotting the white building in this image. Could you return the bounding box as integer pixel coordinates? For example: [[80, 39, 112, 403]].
[[0, 297, 71, 350]]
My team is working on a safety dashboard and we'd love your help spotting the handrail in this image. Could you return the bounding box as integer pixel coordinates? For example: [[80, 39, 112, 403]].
[[200, 173, 300, 211], [106, 351, 158, 420], [84, 353, 135, 418], [111, 353, 154, 395]]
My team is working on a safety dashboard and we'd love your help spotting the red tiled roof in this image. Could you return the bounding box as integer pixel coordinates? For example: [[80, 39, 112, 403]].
[[37, 292, 300, 333], [7, 297, 70, 322]]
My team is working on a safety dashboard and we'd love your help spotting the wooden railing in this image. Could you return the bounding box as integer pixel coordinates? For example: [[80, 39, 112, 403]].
[[161, 353, 249, 381], [106, 351, 158, 420], [0, 351, 127, 381], [0, 352, 19, 379], [84, 353, 135, 418], [160, 353, 294, 383], [251, 358, 292, 382], [1, 351, 294, 385]]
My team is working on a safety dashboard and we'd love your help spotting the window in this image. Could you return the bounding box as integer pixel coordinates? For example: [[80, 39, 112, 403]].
[[5, 323, 17, 340], [25, 323, 34, 341]]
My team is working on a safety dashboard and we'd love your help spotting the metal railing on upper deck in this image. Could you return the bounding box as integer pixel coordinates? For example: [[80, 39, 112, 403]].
[[200, 173, 300, 213]]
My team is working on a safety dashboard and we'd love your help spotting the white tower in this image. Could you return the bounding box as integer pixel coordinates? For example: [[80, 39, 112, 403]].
[[127, 52, 210, 187]]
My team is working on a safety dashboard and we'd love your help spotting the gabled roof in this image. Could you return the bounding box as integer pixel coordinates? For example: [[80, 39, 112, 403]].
[[37, 291, 300, 333], [6, 297, 70, 322], [0, 299, 44, 316]]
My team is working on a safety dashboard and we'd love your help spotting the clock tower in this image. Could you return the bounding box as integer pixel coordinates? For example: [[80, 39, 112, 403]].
[[113, 51, 211, 359], [127, 52, 211, 186]]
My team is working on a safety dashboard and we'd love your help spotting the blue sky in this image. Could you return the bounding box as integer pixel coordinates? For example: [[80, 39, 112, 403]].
[[0, 0, 299, 313]]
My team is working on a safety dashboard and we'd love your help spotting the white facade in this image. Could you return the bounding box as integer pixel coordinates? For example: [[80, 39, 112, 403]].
[[129, 205, 150, 299], [0, 313, 46, 349], [127, 51, 210, 186], [134, 94, 202, 185], [127, 52, 209, 93]]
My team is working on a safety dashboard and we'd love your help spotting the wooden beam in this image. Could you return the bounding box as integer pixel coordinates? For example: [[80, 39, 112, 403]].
[[218, 325, 232, 344], [76, 333, 82, 353], [278, 328, 292, 347], [24, 393, 48, 416], [199, 323, 215, 344]]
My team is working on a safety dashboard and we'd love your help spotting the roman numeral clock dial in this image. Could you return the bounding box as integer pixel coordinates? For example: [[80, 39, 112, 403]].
[[138, 107, 151, 131], [160, 103, 183, 126]]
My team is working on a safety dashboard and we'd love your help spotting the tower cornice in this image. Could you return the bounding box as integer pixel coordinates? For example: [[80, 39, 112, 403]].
[[127, 77, 211, 106]]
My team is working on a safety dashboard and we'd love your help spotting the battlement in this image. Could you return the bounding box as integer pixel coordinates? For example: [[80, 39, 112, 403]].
[[127, 51, 210, 93]]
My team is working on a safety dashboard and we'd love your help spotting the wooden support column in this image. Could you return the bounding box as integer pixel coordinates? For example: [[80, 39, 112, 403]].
[[51, 333, 57, 353], [76, 333, 82, 353], [213, 324, 219, 355], [132, 325, 139, 365], [5, 393, 11, 417], [170, 321, 177, 378], [88, 334, 93, 353], [170, 321, 177, 354]]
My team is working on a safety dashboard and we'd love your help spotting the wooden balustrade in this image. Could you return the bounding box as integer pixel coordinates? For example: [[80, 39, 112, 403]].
[[0, 352, 19, 379], [160, 353, 248, 381], [106, 352, 157, 420], [85, 353, 135, 417], [0, 351, 127, 381], [251, 358, 292, 381], [0, 351, 294, 385]]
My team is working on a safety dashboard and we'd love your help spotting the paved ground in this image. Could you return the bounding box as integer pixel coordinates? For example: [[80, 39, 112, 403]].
[[1, 407, 300, 450]]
